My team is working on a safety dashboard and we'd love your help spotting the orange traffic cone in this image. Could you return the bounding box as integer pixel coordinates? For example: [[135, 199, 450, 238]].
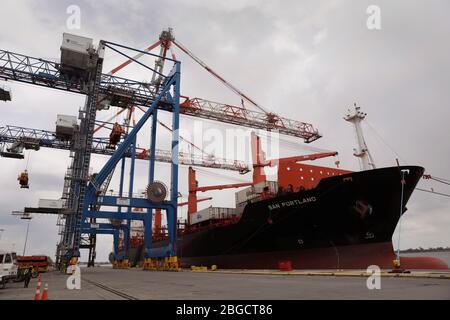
[[33, 287, 41, 300], [41, 283, 48, 300]]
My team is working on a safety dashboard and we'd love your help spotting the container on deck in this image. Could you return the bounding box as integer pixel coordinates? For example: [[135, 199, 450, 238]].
[[235, 181, 278, 206], [190, 207, 236, 225]]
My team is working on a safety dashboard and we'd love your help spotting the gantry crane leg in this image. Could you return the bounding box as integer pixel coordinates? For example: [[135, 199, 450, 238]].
[[74, 43, 181, 271]]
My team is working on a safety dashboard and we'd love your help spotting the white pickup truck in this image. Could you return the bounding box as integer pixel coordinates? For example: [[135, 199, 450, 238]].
[[0, 251, 18, 289]]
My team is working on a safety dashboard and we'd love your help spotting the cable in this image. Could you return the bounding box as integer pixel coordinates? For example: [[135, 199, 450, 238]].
[[432, 176, 450, 183], [157, 119, 211, 157], [195, 167, 250, 183], [364, 120, 408, 164], [416, 188, 450, 198], [173, 39, 270, 114], [396, 171, 407, 261], [358, 106, 450, 187], [135, 105, 214, 159], [25, 150, 32, 171], [431, 177, 450, 187]]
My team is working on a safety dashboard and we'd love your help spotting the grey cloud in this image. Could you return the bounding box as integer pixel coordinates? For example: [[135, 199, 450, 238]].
[[0, 0, 449, 262]]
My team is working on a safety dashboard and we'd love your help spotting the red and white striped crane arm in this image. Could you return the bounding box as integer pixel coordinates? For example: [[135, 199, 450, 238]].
[[179, 97, 321, 142]]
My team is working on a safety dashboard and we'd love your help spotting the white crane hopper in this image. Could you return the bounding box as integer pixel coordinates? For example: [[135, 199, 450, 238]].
[[56, 114, 77, 138], [61, 33, 95, 70]]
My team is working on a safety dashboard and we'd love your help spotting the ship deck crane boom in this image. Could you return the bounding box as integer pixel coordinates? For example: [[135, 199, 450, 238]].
[[188, 166, 253, 223], [260, 152, 339, 167], [251, 132, 338, 184]]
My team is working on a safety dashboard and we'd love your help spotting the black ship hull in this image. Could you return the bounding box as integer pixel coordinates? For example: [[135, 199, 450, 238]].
[[131, 166, 448, 269]]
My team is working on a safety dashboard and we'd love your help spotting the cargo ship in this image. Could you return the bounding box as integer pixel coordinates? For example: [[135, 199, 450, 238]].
[[122, 106, 448, 270]]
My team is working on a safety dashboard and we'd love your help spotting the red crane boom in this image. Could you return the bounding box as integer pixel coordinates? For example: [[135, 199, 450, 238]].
[[187, 167, 253, 222]]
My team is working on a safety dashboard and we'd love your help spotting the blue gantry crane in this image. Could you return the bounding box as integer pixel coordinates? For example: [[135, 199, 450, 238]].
[[79, 52, 182, 269], [0, 29, 322, 270], [0, 35, 184, 269], [0, 44, 246, 269]]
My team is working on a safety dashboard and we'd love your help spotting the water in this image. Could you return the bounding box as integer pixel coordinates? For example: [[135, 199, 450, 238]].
[[402, 251, 450, 267]]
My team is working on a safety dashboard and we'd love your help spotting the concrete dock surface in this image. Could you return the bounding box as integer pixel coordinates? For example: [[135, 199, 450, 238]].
[[0, 266, 449, 300]]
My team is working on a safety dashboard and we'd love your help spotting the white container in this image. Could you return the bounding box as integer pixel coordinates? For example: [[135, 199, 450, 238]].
[[60, 33, 94, 70], [235, 181, 278, 206], [190, 207, 236, 225], [39, 199, 63, 209], [235, 186, 257, 205], [56, 114, 77, 137]]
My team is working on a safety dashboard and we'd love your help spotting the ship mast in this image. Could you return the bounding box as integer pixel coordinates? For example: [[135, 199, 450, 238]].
[[344, 104, 376, 170]]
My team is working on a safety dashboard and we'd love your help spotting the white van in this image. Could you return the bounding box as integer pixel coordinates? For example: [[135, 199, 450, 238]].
[[0, 251, 18, 287]]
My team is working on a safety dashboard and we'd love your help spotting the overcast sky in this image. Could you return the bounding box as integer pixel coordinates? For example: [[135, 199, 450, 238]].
[[0, 0, 449, 262]]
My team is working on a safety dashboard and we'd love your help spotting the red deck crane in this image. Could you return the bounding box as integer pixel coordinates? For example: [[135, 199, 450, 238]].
[[187, 166, 253, 224], [251, 133, 338, 184], [187, 133, 338, 224], [154, 197, 213, 236]]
